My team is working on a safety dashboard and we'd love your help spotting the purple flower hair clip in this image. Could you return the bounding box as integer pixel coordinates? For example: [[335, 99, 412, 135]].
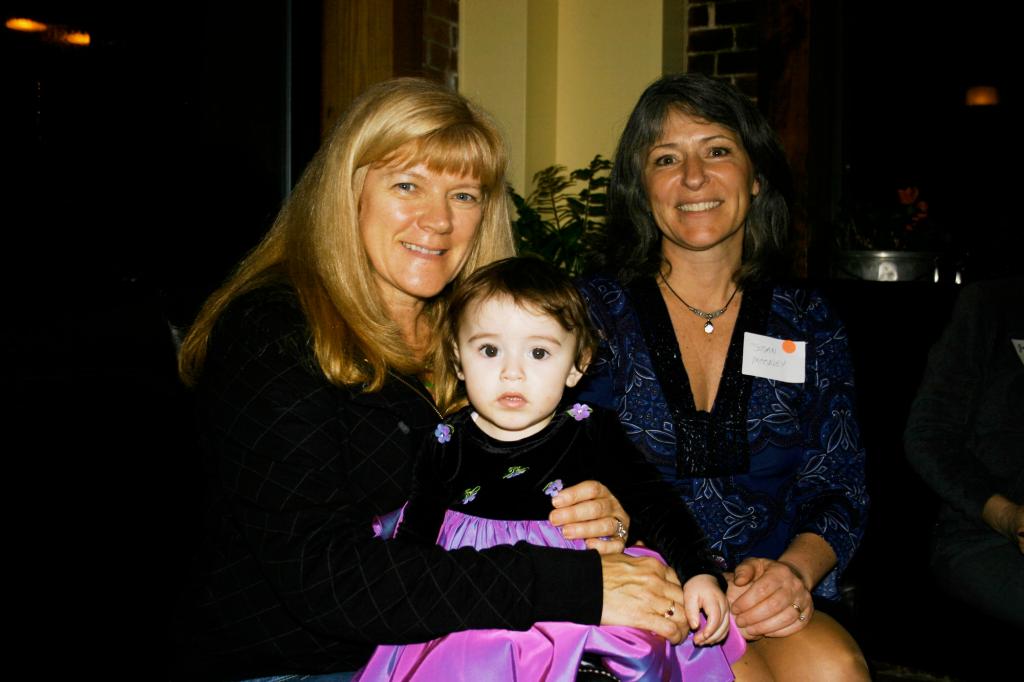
[[567, 403, 592, 421], [543, 479, 564, 497], [434, 423, 453, 444]]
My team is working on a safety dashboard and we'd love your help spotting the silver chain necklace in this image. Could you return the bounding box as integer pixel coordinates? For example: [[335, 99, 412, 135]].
[[659, 272, 739, 334]]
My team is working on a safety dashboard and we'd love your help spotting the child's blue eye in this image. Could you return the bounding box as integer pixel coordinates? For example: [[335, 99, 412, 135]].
[[480, 344, 499, 358], [531, 348, 549, 360]]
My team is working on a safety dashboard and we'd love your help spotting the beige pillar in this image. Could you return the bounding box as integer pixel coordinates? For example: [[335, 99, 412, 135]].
[[460, 0, 670, 195]]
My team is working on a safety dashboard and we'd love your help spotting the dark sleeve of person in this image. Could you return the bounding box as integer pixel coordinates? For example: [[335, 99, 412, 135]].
[[789, 290, 869, 578], [394, 435, 456, 546], [589, 411, 727, 591], [904, 282, 1007, 523], [198, 293, 603, 646]]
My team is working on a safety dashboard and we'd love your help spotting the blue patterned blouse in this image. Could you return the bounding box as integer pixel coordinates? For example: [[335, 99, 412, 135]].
[[575, 275, 868, 599]]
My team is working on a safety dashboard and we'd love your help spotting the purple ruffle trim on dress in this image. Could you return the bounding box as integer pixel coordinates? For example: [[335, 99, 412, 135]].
[[435, 509, 589, 552], [356, 510, 745, 682], [371, 505, 407, 540]]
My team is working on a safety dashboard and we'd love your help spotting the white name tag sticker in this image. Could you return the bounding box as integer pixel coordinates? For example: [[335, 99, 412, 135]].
[[1013, 338, 1024, 366], [741, 332, 806, 383]]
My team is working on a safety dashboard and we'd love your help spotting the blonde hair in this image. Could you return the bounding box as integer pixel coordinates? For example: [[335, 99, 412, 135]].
[[178, 77, 515, 390]]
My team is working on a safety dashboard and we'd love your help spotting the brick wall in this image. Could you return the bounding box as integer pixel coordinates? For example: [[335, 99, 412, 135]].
[[686, 0, 759, 97], [423, 2, 762, 99], [423, 0, 459, 90], [420, 2, 763, 97]]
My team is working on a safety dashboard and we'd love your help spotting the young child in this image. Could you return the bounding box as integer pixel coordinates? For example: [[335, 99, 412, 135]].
[[355, 257, 745, 681]]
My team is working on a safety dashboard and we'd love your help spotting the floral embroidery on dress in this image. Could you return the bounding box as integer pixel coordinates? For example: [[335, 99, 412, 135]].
[[461, 485, 480, 504], [567, 403, 592, 421], [503, 466, 529, 479], [542, 479, 564, 497], [434, 423, 453, 444]]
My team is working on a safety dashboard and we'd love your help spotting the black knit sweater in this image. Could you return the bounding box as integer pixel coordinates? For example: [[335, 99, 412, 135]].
[[170, 285, 601, 680]]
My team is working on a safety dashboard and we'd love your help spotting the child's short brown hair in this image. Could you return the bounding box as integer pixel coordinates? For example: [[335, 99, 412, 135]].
[[434, 256, 598, 413]]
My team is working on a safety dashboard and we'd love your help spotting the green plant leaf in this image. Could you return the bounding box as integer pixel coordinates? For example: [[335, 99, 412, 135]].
[[510, 155, 612, 276]]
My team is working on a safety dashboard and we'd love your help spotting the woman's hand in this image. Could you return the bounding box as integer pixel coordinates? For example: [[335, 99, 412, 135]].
[[982, 494, 1024, 553], [1017, 507, 1024, 554], [727, 557, 813, 639], [549, 480, 630, 555], [681, 573, 731, 646], [599, 553, 688, 643], [1010, 503, 1024, 554]]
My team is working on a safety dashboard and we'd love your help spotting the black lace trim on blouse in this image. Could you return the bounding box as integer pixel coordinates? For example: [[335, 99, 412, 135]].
[[628, 277, 772, 477]]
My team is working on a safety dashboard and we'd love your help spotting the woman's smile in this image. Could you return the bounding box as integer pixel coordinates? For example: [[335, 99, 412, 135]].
[[402, 241, 446, 256], [644, 109, 759, 258], [676, 200, 724, 212], [359, 157, 483, 314]]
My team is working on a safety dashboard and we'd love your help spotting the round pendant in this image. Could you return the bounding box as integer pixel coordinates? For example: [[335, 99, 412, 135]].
[[704, 321, 715, 334]]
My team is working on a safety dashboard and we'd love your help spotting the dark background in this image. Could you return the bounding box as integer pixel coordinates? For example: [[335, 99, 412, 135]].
[[841, 0, 1019, 274], [4, 0, 1019, 315], [4, 1, 323, 320], [4, 1, 324, 670]]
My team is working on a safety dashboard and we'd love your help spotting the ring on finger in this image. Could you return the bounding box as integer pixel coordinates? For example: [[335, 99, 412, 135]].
[[613, 516, 628, 542], [665, 601, 675, 618]]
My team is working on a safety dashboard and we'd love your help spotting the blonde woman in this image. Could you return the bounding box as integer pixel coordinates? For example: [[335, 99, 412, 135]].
[[171, 78, 691, 682]]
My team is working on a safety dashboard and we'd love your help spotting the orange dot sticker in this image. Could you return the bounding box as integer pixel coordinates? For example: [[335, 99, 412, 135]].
[[742, 332, 806, 383]]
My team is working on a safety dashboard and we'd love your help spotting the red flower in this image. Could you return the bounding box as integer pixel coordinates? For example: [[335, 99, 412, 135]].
[[897, 187, 920, 205]]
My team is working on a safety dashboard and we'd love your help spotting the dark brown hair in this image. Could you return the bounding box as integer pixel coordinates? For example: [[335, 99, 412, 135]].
[[435, 256, 598, 413], [595, 73, 794, 286]]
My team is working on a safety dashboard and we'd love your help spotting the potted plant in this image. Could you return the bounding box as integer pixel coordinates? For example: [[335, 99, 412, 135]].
[[508, 155, 611, 277], [832, 184, 954, 282]]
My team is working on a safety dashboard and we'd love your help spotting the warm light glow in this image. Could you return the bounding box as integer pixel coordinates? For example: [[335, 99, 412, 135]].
[[966, 85, 999, 106], [6, 17, 48, 32], [63, 31, 91, 46], [6, 17, 91, 46]]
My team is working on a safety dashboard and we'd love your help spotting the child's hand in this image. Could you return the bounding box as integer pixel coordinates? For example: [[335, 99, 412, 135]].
[[682, 574, 731, 646]]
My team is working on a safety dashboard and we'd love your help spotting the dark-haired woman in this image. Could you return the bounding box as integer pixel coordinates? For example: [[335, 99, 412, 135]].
[[576, 73, 871, 681]]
